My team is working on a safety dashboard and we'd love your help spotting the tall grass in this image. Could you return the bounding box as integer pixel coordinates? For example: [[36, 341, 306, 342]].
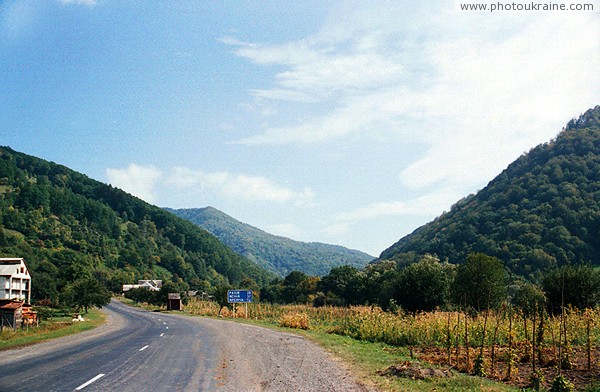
[[185, 298, 599, 354]]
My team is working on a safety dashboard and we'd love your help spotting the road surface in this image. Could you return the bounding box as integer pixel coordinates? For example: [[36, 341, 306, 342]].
[[0, 299, 371, 391]]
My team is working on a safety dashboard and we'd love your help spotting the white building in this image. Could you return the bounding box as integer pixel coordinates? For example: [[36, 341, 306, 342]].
[[0, 258, 31, 303], [122, 279, 162, 292]]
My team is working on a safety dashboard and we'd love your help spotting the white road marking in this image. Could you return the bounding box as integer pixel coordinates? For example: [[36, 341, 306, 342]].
[[75, 374, 105, 390], [139, 345, 149, 351]]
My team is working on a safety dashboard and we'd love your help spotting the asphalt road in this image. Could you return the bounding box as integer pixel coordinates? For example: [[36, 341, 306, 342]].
[[0, 300, 371, 392]]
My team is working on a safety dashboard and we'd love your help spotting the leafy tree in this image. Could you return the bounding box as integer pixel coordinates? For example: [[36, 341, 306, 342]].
[[512, 281, 546, 317], [31, 272, 59, 304], [318, 265, 366, 305], [125, 287, 160, 305], [393, 255, 456, 312], [212, 283, 233, 308], [260, 278, 284, 304], [157, 280, 188, 305], [282, 271, 312, 303], [50, 249, 93, 289], [0, 224, 7, 246], [60, 278, 111, 313], [453, 253, 507, 311], [542, 264, 600, 313], [362, 260, 399, 309]]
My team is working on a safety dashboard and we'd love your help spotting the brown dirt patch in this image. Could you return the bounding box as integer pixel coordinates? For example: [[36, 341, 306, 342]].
[[412, 345, 599, 390], [377, 360, 453, 380]]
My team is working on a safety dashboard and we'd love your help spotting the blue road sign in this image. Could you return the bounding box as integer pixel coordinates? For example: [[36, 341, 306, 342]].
[[227, 290, 253, 303]]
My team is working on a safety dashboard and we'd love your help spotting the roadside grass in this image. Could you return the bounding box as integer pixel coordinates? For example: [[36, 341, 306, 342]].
[[222, 317, 519, 392], [118, 296, 164, 311], [0, 308, 105, 351], [310, 331, 520, 391], [152, 298, 520, 392]]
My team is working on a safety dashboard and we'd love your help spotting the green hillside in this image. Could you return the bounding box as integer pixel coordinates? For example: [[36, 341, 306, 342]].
[[0, 147, 273, 302], [381, 106, 600, 279], [166, 207, 374, 276]]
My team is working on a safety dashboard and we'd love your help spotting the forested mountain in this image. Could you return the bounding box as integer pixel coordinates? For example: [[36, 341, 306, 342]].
[[381, 106, 600, 279], [0, 147, 273, 302], [166, 207, 373, 276]]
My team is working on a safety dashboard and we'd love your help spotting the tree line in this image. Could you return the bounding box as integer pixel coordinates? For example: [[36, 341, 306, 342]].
[[256, 253, 600, 315]]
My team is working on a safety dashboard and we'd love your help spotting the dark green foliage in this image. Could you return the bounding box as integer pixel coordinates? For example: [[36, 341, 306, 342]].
[[124, 280, 189, 307], [512, 281, 546, 317], [381, 106, 600, 278], [31, 271, 59, 304], [260, 278, 284, 304], [392, 255, 456, 312], [542, 264, 600, 313], [281, 271, 318, 304], [550, 374, 574, 392], [0, 146, 274, 302], [124, 287, 160, 305], [258, 271, 322, 305], [453, 253, 507, 311], [317, 265, 365, 305], [166, 207, 373, 276], [60, 277, 111, 313], [473, 353, 487, 377]]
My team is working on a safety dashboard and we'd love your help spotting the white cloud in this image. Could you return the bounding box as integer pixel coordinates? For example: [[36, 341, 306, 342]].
[[334, 188, 462, 223], [166, 167, 315, 206], [398, 12, 600, 191], [229, 6, 599, 195], [106, 164, 162, 203], [318, 187, 463, 252], [106, 164, 316, 207], [225, 24, 406, 104]]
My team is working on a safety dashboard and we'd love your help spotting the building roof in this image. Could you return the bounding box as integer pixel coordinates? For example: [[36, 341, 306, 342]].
[[0, 300, 24, 310]]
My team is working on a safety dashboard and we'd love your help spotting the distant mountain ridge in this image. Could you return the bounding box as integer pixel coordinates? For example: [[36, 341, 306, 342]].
[[166, 207, 374, 276], [381, 106, 600, 278], [0, 147, 273, 301]]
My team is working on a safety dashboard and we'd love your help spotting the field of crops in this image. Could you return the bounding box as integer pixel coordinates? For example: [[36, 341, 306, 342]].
[[184, 298, 599, 390]]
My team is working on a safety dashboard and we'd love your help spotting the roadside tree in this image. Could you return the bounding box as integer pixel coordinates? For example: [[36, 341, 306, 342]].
[[453, 253, 507, 311]]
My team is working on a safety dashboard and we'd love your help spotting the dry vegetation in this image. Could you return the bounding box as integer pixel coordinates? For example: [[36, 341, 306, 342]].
[[184, 298, 599, 390]]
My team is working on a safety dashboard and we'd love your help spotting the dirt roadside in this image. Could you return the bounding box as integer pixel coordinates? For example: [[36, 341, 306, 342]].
[[190, 316, 375, 392]]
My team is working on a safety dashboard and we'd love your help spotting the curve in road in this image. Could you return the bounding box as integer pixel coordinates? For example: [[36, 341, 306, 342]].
[[0, 299, 371, 392]]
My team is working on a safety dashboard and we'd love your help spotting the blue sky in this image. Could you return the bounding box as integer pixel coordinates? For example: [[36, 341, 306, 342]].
[[2, 1, 599, 257]]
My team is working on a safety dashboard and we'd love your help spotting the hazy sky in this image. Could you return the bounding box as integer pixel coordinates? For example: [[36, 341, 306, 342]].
[[2, 1, 599, 256]]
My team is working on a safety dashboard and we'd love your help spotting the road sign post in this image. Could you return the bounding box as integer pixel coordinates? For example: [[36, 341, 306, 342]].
[[227, 290, 253, 318]]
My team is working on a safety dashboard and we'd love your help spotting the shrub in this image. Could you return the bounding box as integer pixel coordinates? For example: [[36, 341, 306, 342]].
[[279, 312, 310, 330], [551, 374, 574, 392], [472, 353, 487, 377]]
